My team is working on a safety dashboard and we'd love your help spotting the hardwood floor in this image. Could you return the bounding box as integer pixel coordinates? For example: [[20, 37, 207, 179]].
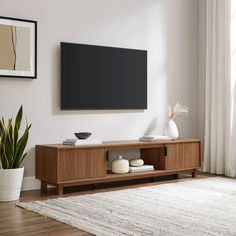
[[0, 173, 212, 236]]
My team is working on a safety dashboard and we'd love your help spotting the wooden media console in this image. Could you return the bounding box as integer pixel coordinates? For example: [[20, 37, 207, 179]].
[[36, 139, 201, 195]]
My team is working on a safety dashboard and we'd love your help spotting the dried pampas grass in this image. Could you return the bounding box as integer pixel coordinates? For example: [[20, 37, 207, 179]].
[[168, 102, 189, 120]]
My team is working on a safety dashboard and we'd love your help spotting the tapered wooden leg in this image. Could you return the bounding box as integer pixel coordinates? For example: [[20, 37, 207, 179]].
[[41, 181, 47, 194], [92, 184, 98, 190], [57, 185, 63, 195], [192, 170, 196, 178], [173, 174, 179, 179]]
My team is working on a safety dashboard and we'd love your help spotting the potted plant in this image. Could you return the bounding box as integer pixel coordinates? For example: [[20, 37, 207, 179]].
[[0, 106, 31, 201], [164, 102, 189, 139]]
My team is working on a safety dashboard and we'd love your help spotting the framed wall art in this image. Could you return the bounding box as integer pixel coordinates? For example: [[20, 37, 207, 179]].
[[0, 16, 37, 78]]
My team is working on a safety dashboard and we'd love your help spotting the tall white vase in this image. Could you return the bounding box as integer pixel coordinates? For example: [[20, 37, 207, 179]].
[[164, 119, 179, 139]]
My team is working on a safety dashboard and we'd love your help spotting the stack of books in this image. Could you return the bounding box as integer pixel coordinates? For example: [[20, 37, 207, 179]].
[[129, 165, 154, 173], [63, 138, 102, 146], [139, 135, 171, 142]]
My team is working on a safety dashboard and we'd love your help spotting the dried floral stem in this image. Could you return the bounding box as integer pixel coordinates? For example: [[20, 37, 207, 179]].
[[168, 102, 189, 120]]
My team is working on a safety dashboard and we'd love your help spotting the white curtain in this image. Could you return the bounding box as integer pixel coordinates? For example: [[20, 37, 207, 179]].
[[225, 1, 236, 176], [203, 0, 236, 176]]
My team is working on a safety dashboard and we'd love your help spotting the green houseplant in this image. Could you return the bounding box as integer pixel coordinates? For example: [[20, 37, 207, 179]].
[[0, 106, 31, 201]]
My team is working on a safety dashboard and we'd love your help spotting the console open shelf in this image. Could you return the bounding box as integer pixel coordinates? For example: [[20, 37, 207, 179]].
[[36, 139, 201, 195]]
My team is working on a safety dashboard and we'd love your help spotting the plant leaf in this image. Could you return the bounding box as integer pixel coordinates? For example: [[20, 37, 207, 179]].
[[0, 118, 4, 137], [13, 123, 31, 168], [13, 123, 18, 155], [5, 119, 14, 168], [8, 118, 13, 142], [15, 105, 23, 131], [1, 144, 9, 169], [15, 152, 27, 168], [2, 117, 5, 126], [13, 106, 22, 154]]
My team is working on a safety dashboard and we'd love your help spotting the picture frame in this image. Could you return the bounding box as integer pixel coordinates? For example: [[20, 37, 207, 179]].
[[0, 16, 37, 79]]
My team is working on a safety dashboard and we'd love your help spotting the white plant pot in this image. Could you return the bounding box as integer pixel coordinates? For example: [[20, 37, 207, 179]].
[[0, 167, 24, 201], [164, 119, 179, 139]]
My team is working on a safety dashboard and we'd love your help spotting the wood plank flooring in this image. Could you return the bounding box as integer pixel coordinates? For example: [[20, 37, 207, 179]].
[[0, 173, 211, 236]]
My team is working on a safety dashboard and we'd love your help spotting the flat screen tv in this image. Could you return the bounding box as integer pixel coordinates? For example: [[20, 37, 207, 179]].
[[60, 42, 147, 109]]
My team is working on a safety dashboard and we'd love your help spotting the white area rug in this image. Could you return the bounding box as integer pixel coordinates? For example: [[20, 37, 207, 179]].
[[18, 177, 236, 236]]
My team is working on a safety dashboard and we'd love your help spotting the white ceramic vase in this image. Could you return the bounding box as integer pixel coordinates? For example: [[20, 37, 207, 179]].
[[112, 156, 129, 174], [0, 167, 24, 201], [164, 119, 179, 139]]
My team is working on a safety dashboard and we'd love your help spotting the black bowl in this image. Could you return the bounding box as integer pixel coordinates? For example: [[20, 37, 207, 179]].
[[74, 132, 92, 140]]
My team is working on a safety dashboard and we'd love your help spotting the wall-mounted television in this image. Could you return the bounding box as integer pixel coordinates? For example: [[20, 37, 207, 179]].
[[60, 42, 147, 110]]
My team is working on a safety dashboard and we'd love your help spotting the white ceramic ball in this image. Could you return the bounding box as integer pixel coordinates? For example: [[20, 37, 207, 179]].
[[130, 159, 144, 167]]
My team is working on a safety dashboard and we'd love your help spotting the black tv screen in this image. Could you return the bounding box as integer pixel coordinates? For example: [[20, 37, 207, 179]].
[[60, 42, 147, 109]]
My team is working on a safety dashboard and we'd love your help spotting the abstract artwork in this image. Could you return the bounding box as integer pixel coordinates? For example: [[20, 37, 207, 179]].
[[0, 16, 37, 78]]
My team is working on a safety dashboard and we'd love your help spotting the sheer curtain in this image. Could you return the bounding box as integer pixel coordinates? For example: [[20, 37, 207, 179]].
[[203, 0, 236, 176], [225, 0, 236, 176]]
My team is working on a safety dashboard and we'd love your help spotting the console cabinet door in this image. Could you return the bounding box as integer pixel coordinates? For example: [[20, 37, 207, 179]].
[[178, 142, 200, 168], [165, 142, 200, 170], [58, 148, 107, 181], [165, 144, 179, 170]]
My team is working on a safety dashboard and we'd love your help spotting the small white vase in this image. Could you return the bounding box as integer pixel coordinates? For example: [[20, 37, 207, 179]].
[[164, 119, 179, 139], [0, 167, 24, 201], [112, 156, 129, 174]]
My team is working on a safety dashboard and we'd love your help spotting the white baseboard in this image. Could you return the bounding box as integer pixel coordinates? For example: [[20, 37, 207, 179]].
[[22, 176, 41, 191], [22, 176, 54, 191]]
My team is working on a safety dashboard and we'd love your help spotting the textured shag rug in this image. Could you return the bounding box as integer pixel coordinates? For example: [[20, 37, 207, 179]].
[[18, 177, 236, 236]]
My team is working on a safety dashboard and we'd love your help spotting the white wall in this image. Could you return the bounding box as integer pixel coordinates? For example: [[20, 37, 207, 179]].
[[0, 0, 199, 177]]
